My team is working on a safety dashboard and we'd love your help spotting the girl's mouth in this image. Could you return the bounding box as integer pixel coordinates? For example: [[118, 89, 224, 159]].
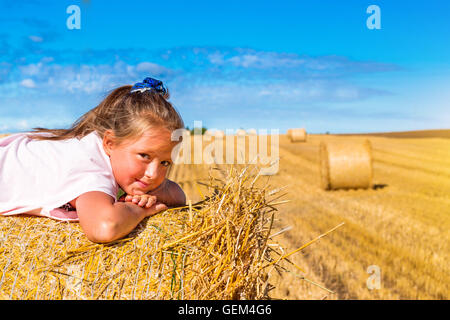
[[135, 179, 149, 188]]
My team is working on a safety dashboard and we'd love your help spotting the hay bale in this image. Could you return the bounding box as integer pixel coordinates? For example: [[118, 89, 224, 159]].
[[215, 130, 225, 138], [0, 166, 286, 300], [286, 129, 292, 138], [203, 129, 225, 140], [288, 128, 307, 142], [208, 130, 225, 139], [320, 139, 373, 190]]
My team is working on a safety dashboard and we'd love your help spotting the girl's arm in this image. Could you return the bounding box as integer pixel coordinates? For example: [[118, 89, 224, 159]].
[[75, 191, 167, 243], [146, 179, 186, 207]]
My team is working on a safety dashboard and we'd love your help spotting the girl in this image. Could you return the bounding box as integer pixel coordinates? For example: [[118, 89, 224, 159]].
[[0, 77, 186, 243]]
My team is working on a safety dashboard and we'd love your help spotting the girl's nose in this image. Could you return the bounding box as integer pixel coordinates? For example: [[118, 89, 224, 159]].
[[144, 161, 162, 180]]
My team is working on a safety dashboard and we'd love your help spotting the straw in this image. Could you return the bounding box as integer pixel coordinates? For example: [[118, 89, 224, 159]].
[[320, 139, 373, 190], [0, 165, 288, 299]]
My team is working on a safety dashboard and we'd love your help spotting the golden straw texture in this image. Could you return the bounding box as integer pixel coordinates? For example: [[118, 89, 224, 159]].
[[0, 165, 286, 300], [319, 139, 373, 190]]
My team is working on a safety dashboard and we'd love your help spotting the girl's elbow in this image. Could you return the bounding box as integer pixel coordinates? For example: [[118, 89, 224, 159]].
[[87, 221, 120, 243], [168, 181, 187, 207], [178, 190, 187, 207]]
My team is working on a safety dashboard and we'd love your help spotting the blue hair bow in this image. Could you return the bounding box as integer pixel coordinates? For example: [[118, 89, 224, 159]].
[[130, 77, 167, 95]]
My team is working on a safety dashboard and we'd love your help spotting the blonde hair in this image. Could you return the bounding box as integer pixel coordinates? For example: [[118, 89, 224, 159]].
[[28, 84, 184, 144]]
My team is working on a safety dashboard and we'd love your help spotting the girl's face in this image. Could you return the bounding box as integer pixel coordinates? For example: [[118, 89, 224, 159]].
[[103, 127, 175, 196]]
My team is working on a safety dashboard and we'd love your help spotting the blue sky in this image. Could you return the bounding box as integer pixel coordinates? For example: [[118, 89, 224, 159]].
[[0, 0, 449, 133]]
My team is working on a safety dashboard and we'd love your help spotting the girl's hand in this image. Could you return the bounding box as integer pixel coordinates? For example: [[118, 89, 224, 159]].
[[141, 201, 168, 218], [123, 194, 168, 217], [124, 194, 157, 209]]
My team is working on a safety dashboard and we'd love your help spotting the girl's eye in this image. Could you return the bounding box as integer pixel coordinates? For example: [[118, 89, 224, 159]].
[[161, 161, 171, 167], [139, 153, 151, 160]]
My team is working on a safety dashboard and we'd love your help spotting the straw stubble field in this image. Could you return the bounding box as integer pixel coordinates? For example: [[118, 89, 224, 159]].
[[170, 131, 450, 299], [1, 130, 448, 300]]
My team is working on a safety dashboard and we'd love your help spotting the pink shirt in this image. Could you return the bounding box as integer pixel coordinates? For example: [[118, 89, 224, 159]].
[[0, 131, 118, 221]]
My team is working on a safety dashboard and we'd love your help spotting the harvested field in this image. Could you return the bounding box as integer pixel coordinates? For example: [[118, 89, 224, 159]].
[[169, 130, 450, 299], [339, 128, 450, 139], [1, 129, 448, 299]]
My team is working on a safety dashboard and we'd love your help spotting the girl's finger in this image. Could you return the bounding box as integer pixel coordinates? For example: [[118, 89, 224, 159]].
[[138, 196, 149, 207], [125, 195, 132, 201], [145, 196, 157, 208], [145, 202, 168, 217], [132, 195, 140, 203]]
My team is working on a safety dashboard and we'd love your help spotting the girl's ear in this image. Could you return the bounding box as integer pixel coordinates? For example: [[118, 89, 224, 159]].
[[102, 130, 116, 156]]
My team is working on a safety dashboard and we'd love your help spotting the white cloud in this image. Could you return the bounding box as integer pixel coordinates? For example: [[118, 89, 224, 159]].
[[0, 115, 75, 133], [229, 54, 260, 68], [226, 52, 305, 69], [20, 78, 36, 88], [11, 59, 174, 95], [19, 62, 42, 76], [41, 56, 54, 63], [28, 35, 43, 42], [207, 52, 225, 65], [171, 79, 386, 116], [5, 46, 401, 99], [0, 46, 406, 133], [200, 48, 399, 76], [0, 62, 12, 82], [136, 62, 170, 75]]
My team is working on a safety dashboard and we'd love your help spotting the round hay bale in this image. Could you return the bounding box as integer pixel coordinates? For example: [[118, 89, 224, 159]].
[[289, 128, 307, 142], [286, 129, 293, 138], [320, 139, 373, 190], [204, 130, 225, 139], [215, 130, 225, 138]]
